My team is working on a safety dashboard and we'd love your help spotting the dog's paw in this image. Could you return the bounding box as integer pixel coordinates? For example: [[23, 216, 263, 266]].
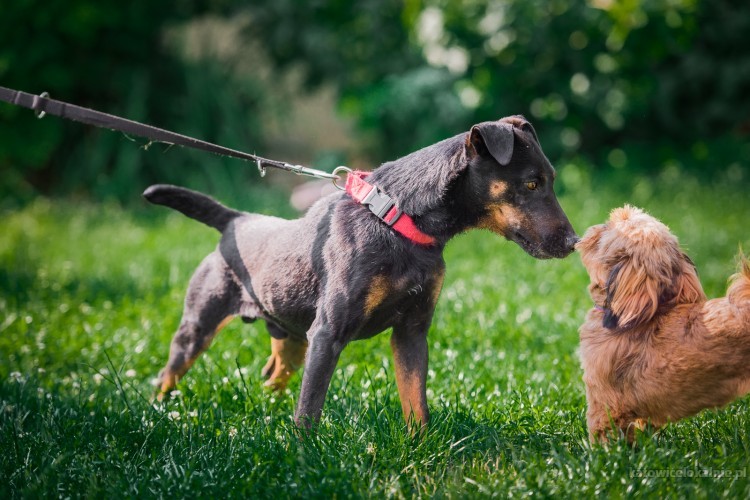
[[152, 368, 180, 402]]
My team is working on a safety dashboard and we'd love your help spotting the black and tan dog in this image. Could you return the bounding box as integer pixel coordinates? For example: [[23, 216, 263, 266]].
[[144, 115, 577, 427]]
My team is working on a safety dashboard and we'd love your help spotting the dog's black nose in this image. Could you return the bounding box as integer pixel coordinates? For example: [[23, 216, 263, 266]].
[[565, 234, 580, 251]]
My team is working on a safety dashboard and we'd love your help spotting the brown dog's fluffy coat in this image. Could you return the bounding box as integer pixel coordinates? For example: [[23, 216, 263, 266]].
[[576, 205, 750, 443]]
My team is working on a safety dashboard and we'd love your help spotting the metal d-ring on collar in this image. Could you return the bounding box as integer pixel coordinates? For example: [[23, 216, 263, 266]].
[[332, 166, 352, 191]]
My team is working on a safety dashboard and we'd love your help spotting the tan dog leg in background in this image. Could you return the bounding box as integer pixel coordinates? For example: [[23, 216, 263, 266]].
[[261, 336, 308, 391]]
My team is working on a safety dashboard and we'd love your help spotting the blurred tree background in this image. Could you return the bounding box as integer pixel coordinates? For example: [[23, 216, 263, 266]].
[[1, 0, 749, 207]]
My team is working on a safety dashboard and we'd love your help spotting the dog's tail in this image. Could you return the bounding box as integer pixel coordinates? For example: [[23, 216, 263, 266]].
[[727, 251, 750, 310], [143, 184, 242, 232]]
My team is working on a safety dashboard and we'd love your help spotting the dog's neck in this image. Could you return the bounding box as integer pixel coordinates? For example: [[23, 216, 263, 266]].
[[369, 135, 466, 212], [417, 173, 487, 243], [367, 134, 485, 246]]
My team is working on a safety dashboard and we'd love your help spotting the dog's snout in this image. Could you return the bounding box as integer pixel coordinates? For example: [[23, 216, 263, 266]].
[[565, 234, 580, 251], [536, 228, 579, 259]]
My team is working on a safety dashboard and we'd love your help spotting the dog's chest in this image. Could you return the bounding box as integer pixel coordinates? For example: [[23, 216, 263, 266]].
[[352, 272, 443, 340]]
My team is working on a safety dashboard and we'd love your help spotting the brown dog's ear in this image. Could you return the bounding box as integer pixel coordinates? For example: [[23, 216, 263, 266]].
[[602, 262, 622, 329], [604, 250, 705, 330], [604, 260, 662, 330], [466, 121, 514, 165]]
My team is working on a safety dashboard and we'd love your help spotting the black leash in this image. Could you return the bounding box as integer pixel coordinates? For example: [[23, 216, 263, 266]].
[[0, 85, 349, 184]]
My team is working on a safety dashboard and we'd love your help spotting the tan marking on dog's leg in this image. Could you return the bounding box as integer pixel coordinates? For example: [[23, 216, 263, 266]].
[[157, 315, 235, 400], [394, 372, 428, 434], [430, 269, 446, 308], [391, 328, 429, 434], [262, 336, 308, 391], [364, 275, 390, 316]]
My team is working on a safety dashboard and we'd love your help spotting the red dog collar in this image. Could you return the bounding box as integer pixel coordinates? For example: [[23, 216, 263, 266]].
[[344, 171, 436, 246]]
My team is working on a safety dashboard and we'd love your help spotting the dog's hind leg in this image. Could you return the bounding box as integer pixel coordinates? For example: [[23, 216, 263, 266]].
[[155, 252, 240, 400], [260, 324, 308, 391]]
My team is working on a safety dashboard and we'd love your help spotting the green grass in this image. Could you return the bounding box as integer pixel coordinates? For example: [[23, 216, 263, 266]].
[[1, 167, 750, 498]]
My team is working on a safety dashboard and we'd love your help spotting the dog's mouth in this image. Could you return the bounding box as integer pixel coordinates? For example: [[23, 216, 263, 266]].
[[508, 230, 552, 259], [508, 230, 575, 260]]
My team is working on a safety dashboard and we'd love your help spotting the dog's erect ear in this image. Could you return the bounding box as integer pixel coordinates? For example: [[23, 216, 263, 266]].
[[604, 260, 662, 330], [466, 121, 514, 165]]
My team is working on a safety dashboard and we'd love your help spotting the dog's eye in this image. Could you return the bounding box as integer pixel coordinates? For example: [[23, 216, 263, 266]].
[[525, 181, 538, 191]]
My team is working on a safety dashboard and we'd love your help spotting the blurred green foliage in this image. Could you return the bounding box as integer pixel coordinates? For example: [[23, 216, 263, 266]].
[[1, 0, 749, 204], [0, 0, 274, 207], [249, 0, 750, 164]]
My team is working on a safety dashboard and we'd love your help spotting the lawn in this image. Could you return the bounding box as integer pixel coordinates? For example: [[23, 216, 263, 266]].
[[1, 164, 749, 498]]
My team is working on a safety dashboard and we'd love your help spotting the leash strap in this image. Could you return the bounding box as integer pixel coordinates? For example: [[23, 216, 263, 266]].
[[0, 86, 431, 244], [0, 85, 338, 180], [345, 171, 436, 246]]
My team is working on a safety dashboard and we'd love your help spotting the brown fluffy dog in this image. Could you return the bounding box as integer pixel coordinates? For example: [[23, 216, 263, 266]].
[[576, 205, 750, 443]]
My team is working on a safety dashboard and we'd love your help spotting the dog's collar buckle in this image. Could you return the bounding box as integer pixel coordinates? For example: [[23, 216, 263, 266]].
[[343, 171, 436, 246], [361, 186, 402, 226]]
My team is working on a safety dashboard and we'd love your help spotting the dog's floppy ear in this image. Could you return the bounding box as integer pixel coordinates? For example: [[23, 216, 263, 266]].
[[522, 120, 539, 143], [604, 259, 662, 330], [466, 121, 514, 165], [604, 249, 705, 330], [501, 114, 541, 144], [602, 262, 622, 329]]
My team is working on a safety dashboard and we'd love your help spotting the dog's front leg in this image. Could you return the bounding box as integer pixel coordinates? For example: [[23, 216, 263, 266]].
[[294, 322, 345, 428], [391, 269, 444, 432], [391, 319, 430, 431]]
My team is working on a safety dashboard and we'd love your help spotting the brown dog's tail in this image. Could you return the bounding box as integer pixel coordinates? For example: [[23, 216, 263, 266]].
[[727, 251, 750, 310], [143, 184, 242, 232]]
